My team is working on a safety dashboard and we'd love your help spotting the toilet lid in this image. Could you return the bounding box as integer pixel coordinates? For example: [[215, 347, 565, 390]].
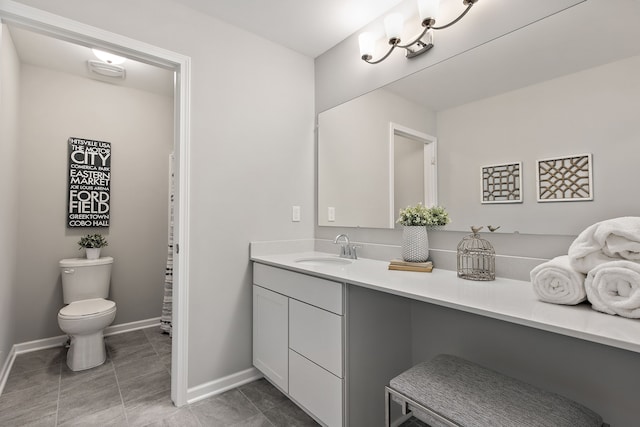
[[59, 298, 116, 318]]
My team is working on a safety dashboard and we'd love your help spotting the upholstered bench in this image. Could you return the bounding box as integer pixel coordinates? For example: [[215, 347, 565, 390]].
[[385, 354, 606, 427]]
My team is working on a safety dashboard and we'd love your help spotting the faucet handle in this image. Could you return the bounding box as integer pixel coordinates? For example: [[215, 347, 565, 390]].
[[350, 244, 361, 260]]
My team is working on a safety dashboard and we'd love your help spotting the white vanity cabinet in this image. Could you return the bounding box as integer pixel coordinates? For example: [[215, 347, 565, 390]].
[[253, 263, 344, 427]]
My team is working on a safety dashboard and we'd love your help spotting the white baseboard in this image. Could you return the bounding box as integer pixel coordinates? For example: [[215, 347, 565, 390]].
[[0, 346, 16, 396], [186, 367, 263, 405], [0, 317, 161, 396], [104, 317, 161, 336]]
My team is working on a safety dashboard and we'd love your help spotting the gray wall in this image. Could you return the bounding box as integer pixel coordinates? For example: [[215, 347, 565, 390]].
[[13, 0, 316, 390], [16, 64, 173, 342], [0, 24, 20, 372], [410, 302, 639, 426]]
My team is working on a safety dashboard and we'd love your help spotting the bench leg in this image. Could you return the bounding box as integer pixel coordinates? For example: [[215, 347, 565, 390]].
[[385, 386, 391, 427]]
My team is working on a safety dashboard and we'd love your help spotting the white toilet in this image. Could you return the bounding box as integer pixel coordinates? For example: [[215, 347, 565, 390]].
[[57, 256, 117, 371]]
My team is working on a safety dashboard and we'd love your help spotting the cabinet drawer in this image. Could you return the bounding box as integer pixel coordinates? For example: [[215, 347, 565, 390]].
[[289, 299, 343, 377], [289, 350, 343, 427], [253, 263, 343, 314]]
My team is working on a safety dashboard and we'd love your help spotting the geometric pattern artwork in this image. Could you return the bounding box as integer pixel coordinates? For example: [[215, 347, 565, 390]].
[[537, 153, 593, 202], [481, 162, 522, 204]]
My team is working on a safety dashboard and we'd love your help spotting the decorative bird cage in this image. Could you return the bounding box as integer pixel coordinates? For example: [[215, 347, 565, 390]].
[[457, 226, 495, 281]]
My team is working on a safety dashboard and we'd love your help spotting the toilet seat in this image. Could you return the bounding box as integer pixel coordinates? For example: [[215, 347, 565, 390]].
[[58, 298, 116, 320]]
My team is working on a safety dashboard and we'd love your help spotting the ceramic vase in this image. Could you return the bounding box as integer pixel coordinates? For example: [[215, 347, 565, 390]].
[[402, 226, 429, 262], [85, 248, 101, 260]]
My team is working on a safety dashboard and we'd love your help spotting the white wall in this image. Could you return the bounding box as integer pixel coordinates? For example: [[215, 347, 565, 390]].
[[12, 0, 316, 390], [16, 64, 173, 342], [0, 24, 20, 373]]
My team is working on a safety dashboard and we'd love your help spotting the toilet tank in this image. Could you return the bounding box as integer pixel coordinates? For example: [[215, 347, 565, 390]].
[[59, 257, 114, 304]]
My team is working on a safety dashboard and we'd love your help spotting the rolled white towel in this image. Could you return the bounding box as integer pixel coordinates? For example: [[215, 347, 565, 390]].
[[568, 216, 640, 274], [530, 255, 587, 305], [585, 260, 640, 318]]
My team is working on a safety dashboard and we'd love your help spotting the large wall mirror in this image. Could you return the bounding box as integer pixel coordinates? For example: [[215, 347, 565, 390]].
[[317, 0, 640, 235]]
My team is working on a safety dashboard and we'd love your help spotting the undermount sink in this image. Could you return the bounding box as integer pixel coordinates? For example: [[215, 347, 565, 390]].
[[294, 256, 353, 266]]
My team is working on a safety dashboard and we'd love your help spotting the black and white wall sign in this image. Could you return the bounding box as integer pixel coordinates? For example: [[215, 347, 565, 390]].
[[67, 137, 111, 228]]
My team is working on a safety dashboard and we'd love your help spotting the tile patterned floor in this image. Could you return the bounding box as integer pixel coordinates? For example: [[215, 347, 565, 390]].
[[0, 328, 320, 426], [1, 327, 425, 426]]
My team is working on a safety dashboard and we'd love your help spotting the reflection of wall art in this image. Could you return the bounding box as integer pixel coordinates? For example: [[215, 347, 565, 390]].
[[537, 153, 592, 202], [481, 162, 522, 204]]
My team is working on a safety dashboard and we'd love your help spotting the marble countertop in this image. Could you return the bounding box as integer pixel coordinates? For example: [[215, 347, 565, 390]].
[[251, 250, 640, 354]]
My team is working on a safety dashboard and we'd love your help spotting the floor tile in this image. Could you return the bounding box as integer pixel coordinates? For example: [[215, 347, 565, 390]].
[[3, 363, 61, 394], [9, 347, 64, 374], [0, 385, 59, 427], [191, 389, 260, 426], [57, 372, 122, 425], [238, 378, 289, 412], [105, 329, 148, 348], [1, 328, 327, 427], [108, 340, 158, 365], [60, 359, 115, 391], [119, 368, 171, 405], [142, 407, 201, 427], [231, 413, 274, 427], [262, 399, 320, 427], [57, 404, 127, 427], [113, 352, 166, 382], [124, 389, 181, 427]]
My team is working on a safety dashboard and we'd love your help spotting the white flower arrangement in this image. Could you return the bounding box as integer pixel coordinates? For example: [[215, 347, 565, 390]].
[[396, 203, 451, 227]]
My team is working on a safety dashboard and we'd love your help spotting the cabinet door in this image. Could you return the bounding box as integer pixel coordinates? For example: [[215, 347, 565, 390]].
[[253, 285, 288, 392]]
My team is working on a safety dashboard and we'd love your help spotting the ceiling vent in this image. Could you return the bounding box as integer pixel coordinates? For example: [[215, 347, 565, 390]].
[[87, 60, 126, 79]]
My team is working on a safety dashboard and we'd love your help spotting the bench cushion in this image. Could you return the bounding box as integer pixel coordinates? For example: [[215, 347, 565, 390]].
[[389, 354, 603, 427]]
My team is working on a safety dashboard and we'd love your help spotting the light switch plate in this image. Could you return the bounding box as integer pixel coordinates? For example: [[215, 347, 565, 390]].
[[328, 207, 335, 222], [292, 206, 301, 222]]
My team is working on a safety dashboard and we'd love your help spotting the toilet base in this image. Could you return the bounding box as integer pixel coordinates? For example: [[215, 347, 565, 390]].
[[66, 331, 107, 371]]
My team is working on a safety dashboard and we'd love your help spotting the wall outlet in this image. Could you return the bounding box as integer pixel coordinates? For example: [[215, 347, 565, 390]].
[[292, 205, 301, 222], [328, 207, 335, 222]]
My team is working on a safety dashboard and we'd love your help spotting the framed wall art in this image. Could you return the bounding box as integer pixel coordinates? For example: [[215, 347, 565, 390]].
[[481, 162, 522, 204], [536, 153, 592, 202], [67, 137, 111, 227]]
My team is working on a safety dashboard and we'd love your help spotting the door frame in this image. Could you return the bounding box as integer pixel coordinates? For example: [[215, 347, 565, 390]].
[[0, 0, 191, 406]]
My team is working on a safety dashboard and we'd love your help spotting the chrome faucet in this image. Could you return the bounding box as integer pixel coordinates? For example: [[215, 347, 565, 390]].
[[334, 233, 358, 259]]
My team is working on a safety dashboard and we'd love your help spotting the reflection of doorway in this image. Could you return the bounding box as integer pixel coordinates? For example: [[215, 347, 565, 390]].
[[0, 3, 191, 406], [389, 123, 437, 223]]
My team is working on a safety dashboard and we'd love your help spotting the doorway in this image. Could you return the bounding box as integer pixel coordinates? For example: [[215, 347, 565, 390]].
[[0, 2, 191, 406]]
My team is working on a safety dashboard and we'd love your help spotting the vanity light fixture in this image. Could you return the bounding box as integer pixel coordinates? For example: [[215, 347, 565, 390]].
[[359, 0, 478, 64]]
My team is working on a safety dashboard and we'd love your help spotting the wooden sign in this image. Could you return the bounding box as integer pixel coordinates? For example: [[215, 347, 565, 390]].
[[67, 137, 111, 228]]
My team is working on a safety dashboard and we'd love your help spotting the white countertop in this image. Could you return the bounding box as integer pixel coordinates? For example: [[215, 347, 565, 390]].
[[251, 251, 640, 354]]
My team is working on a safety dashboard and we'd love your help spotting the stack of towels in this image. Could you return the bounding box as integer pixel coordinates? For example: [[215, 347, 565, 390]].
[[530, 217, 640, 318]]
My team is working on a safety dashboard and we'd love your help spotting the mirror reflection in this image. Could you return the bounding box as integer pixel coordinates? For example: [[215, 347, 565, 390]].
[[317, 0, 640, 234]]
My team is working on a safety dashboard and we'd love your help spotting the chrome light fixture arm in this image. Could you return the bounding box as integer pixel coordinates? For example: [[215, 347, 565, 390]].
[[361, 0, 478, 64], [431, 0, 477, 30]]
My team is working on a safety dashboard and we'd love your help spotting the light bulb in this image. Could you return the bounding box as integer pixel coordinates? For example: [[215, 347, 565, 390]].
[[358, 32, 375, 59], [384, 13, 404, 43], [418, 0, 440, 24]]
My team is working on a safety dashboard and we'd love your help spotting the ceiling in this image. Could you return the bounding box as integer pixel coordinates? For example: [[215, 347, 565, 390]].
[[171, 0, 406, 57], [7, 0, 405, 97], [9, 25, 175, 97]]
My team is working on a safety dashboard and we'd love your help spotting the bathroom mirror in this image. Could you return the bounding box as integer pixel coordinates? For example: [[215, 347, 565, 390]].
[[317, 0, 640, 234], [317, 92, 436, 228]]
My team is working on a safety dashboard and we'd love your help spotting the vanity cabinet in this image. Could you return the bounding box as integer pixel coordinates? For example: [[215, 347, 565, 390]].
[[253, 263, 344, 427]]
